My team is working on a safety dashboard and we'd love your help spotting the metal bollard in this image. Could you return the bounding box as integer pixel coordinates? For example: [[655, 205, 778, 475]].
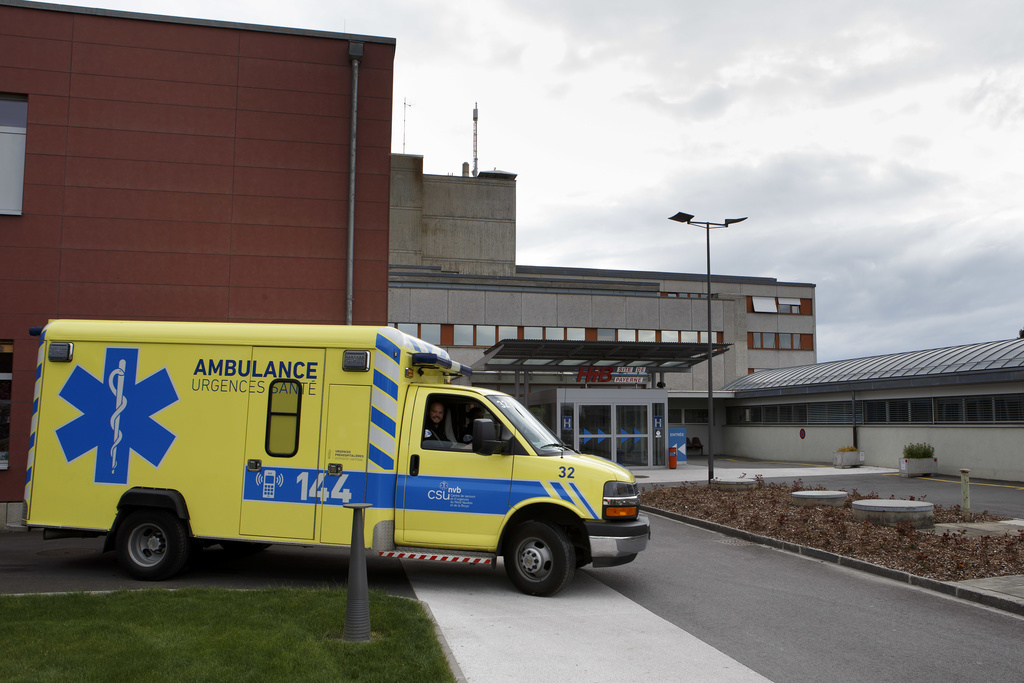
[[959, 469, 971, 522], [343, 502, 373, 642]]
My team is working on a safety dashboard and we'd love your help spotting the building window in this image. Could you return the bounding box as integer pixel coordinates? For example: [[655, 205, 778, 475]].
[[995, 395, 1023, 422], [778, 333, 793, 349], [566, 327, 585, 340], [596, 328, 615, 341], [637, 330, 656, 342], [680, 331, 699, 343], [418, 324, 440, 344], [751, 332, 775, 349], [524, 326, 543, 339], [684, 409, 708, 424], [751, 296, 777, 313], [0, 94, 27, 216], [617, 329, 636, 342], [965, 396, 994, 422], [0, 94, 27, 215], [477, 325, 496, 347], [545, 327, 564, 340], [497, 326, 519, 341], [1, 340, 10, 471], [453, 324, 474, 346], [778, 298, 802, 314]]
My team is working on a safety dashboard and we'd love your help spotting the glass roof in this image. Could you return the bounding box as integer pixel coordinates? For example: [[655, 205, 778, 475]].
[[725, 338, 1024, 394]]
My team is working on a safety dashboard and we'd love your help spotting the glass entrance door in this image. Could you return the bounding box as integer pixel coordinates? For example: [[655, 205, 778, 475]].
[[578, 404, 612, 459], [615, 404, 648, 467]]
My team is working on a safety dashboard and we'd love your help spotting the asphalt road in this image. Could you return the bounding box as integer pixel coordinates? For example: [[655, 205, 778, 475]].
[[0, 532, 414, 598]]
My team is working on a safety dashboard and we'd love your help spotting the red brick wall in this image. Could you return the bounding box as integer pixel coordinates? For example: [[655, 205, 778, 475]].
[[0, 3, 395, 501]]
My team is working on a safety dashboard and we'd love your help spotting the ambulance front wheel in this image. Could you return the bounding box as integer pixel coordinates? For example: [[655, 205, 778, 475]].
[[116, 509, 191, 581], [504, 521, 576, 597]]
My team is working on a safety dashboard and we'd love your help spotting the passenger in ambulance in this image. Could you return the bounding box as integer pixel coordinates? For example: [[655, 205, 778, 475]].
[[459, 403, 486, 444]]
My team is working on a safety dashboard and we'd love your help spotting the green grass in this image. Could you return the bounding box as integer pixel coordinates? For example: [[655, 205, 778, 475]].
[[0, 588, 454, 683]]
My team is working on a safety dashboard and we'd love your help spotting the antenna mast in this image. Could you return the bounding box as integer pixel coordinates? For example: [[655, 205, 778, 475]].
[[472, 102, 478, 176], [402, 97, 413, 153]]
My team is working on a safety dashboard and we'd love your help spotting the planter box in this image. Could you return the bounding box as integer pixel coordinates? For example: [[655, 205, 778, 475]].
[[833, 450, 864, 468], [899, 457, 938, 478]]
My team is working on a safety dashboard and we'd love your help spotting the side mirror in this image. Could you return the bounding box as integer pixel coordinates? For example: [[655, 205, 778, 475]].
[[472, 418, 505, 455]]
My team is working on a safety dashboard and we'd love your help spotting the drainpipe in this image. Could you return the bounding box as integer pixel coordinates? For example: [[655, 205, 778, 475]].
[[851, 391, 858, 449], [346, 42, 364, 325]]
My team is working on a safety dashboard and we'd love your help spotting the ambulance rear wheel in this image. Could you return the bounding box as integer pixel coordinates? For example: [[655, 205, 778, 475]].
[[117, 509, 190, 581], [504, 521, 575, 597]]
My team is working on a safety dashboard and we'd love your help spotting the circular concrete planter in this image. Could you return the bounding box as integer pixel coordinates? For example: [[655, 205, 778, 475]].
[[852, 499, 934, 528], [791, 490, 848, 507]]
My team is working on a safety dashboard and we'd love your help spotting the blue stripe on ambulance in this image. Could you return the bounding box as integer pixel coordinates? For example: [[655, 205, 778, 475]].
[[370, 406, 395, 436], [372, 370, 398, 400], [243, 466, 366, 506], [401, 474, 511, 515], [569, 482, 599, 518], [25, 328, 47, 497], [552, 481, 574, 504], [243, 468, 598, 521], [508, 479, 596, 519], [242, 468, 394, 509], [367, 329, 404, 471]]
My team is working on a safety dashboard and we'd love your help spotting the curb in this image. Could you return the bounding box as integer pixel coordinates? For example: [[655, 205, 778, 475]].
[[418, 599, 468, 683], [642, 505, 1024, 618]]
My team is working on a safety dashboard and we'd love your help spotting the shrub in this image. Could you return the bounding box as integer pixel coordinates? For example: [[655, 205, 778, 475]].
[[903, 442, 935, 459], [836, 446, 860, 452]]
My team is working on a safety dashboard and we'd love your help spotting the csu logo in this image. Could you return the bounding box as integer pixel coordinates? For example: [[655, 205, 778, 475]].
[[56, 347, 179, 485]]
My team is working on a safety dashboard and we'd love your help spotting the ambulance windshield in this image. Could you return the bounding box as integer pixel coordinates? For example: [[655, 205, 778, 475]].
[[488, 395, 570, 455]]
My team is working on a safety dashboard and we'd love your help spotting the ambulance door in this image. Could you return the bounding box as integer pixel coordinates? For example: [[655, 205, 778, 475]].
[[396, 389, 514, 550], [318, 384, 370, 545], [240, 347, 325, 540]]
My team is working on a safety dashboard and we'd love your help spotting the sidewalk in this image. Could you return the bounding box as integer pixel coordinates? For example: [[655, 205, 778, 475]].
[[406, 559, 769, 682]]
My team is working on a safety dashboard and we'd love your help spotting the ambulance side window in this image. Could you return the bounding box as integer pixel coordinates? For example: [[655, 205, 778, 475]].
[[266, 379, 302, 457]]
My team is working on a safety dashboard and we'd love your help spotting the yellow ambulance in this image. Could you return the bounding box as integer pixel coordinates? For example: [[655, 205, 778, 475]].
[[25, 320, 649, 596]]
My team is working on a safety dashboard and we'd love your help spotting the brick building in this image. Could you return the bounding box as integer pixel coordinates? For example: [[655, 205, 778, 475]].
[[0, 0, 395, 507]]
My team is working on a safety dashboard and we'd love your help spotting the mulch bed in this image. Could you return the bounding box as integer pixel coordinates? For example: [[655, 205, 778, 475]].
[[641, 478, 1024, 582]]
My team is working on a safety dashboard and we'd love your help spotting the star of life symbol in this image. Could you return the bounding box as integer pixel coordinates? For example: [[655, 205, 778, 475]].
[[56, 347, 179, 485]]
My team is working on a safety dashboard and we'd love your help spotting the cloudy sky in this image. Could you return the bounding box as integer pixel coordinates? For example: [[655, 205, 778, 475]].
[[34, 0, 1024, 361]]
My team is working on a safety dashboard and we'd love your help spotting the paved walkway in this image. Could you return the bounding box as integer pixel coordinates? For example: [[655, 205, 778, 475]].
[[406, 561, 768, 682]]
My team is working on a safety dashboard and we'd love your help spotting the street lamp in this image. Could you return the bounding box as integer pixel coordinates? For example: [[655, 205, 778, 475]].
[[668, 212, 747, 481]]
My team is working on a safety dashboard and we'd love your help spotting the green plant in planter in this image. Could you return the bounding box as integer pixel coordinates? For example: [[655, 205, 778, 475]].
[[836, 446, 859, 452], [903, 442, 935, 459]]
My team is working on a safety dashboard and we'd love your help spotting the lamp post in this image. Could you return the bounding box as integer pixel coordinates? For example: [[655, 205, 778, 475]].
[[668, 212, 747, 481]]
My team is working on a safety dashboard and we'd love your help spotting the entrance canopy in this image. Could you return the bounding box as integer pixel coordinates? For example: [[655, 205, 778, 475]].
[[471, 339, 729, 373]]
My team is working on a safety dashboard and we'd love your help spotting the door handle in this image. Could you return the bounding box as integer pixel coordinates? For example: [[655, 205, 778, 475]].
[[247, 459, 262, 472], [410, 453, 420, 477]]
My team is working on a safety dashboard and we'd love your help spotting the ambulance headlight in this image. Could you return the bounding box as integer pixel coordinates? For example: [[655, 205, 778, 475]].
[[602, 481, 639, 520]]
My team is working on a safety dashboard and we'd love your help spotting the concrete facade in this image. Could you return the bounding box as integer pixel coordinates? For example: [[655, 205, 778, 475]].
[[387, 155, 818, 452], [723, 368, 1024, 482]]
